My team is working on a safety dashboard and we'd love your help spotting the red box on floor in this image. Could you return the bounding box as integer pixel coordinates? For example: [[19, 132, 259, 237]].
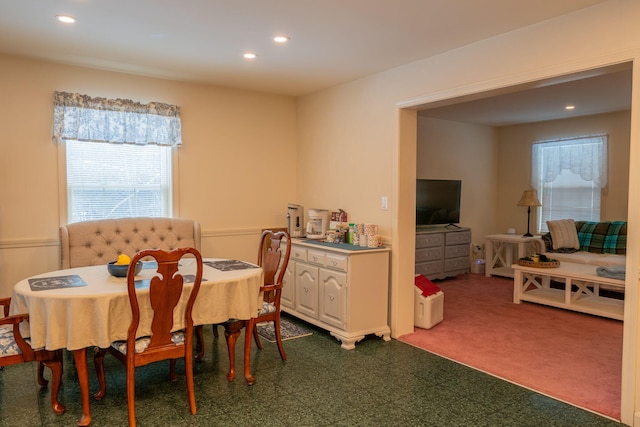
[[414, 286, 444, 329]]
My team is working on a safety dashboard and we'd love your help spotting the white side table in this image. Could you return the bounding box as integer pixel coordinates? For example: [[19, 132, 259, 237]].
[[484, 234, 543, 278]]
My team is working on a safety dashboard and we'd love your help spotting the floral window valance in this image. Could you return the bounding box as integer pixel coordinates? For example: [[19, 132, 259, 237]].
[[52, 91, 182, 146], [531, 134, 608, 189]]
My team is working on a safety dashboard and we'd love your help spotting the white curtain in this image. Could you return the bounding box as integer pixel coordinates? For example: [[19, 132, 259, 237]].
[[531, 134, 608, 189], [52, 91, 182, 146]]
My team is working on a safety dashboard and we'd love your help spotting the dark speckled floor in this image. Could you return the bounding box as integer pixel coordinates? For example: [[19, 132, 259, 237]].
[[0, 315, 623, 426]]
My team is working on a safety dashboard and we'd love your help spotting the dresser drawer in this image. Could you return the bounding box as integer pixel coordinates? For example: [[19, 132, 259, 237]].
[[445, 244, 470, 258], [307, 249, 326, 266], [416, 233, 444, 248], [325, 253, 348, 272], [444, 257, 470, 272], [416, 247, 443, 262], [291, 246, 307, 262], [416, 261, 443, 276], [446, 230, 471, 245]]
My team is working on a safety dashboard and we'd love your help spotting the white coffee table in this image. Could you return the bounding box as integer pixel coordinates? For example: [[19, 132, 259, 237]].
[[512, 261, 624, 320]]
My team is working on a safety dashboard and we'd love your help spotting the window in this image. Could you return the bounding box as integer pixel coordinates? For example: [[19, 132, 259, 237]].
[[532, 135, 607, 233], [52, 92, 182, 223], [65, 141, 172, 223]]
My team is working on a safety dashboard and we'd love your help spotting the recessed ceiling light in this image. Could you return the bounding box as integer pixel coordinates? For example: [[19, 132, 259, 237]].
[[56, 15, 76, 24], [273, 35, 290, 43], [565, 105, 576, 110], [243, 52, 257, 59]]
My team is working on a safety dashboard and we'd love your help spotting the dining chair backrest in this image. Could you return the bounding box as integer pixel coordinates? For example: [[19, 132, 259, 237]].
[[258, 230, 291, 291], [126, 247, 203, 356]]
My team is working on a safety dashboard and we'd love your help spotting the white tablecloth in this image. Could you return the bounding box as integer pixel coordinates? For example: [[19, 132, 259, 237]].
[[10, 259, 263, 351]]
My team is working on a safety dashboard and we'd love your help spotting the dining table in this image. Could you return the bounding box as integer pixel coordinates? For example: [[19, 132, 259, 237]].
[[10, 258, 263, 426]]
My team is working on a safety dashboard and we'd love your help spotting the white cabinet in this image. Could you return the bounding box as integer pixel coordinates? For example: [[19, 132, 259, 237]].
[[283, 240, 391, 349], [416, 226, 471, 280]]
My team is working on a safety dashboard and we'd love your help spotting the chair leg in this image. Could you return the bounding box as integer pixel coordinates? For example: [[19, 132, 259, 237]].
[[169, 359, 177, 382], [213, 323, 219, 338], [93, 348, 108, 400], [37, 362, 48, 387], [184, 354, 197, 415], [127, 365, 137, 427], [194, 325, 205, 361], [244, 319, 255, 385], [252, 323, 263, 349], [273, 315, 287, 361], [42, 359, 66, 414]]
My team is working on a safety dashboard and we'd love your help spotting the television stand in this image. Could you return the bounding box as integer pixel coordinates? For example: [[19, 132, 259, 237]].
[[415, 226, 471, 280]]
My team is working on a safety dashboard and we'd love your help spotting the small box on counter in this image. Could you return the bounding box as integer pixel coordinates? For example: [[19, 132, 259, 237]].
[[330, 209, 347, 229]]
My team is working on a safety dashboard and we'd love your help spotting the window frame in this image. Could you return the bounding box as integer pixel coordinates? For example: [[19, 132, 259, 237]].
[[57, 142, 181, 225]]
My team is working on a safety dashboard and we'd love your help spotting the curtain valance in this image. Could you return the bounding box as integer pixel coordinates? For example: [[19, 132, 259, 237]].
[[52, 91, 182, 146], [531, 134, 608, 189]]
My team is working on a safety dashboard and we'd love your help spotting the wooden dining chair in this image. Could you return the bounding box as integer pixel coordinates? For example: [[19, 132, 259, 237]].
[[243, 230, 292, 379], [0, 297, 65, 415], [194, 230, 291, 384], [93, 247, 203, 427]]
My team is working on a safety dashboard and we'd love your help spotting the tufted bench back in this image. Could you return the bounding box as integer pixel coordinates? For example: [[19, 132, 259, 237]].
[[60, 217, 201, 269]]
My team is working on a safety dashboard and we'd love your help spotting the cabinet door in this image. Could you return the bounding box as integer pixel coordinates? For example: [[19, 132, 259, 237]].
[[319, 268, 347, 329], [295, 264, 319, 318], [281, 262, 296, 309]]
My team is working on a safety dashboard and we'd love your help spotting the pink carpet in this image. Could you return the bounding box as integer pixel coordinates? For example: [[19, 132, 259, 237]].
[[398, 273, 623, 420]]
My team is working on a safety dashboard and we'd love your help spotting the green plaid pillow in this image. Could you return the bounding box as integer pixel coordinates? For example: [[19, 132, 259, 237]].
[[575, 221, 610, 254], [603, 221, 627, 254]]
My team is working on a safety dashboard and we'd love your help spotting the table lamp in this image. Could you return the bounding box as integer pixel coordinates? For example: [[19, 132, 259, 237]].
[[517, 190, 541, 237]]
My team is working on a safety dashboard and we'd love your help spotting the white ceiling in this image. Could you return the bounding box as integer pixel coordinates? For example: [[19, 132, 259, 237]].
[[0, 0, 609, 97], [418, 65, 633, 126]]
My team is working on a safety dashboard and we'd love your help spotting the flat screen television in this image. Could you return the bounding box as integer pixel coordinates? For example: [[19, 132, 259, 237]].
[[416, 179, 461, 226]]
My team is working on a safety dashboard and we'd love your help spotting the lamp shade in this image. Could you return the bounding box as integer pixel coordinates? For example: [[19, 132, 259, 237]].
[[517, 190, 541, 207]]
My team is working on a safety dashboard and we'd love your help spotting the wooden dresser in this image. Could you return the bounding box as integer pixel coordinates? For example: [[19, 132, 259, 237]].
[[415, 226, 471, 280]]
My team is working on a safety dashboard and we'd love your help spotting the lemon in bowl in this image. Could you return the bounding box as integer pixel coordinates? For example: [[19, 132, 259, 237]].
[[107, 254, 142, 277]]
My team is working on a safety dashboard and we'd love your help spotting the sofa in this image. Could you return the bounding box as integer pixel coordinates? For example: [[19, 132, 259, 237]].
[[60, 217, 201, 269], [534, 219, 626, 268]]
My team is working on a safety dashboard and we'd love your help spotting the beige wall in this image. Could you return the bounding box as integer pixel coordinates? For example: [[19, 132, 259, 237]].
[[416, 117, 499, 245], [497, 111, 631, 234], [0, 53, 298, 296]]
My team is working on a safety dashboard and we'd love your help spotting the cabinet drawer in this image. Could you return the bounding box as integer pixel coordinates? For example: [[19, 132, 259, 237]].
[[416, 233, 444, 248], [445, 244, 470, 258], [325, 253, 348, 272], [416, 261, 443, 276], [446, 230, 471, 245], [307, 249, 326, 266], [444, 257, 470, 272], [291, 246, 307, 262], [416, 247, 443, 262]]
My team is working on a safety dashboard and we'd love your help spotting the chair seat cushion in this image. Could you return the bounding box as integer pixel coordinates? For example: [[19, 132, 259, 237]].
[[0, 325, 34, 357], [257, 301, 276, 316], [111, 331, 185, 355]]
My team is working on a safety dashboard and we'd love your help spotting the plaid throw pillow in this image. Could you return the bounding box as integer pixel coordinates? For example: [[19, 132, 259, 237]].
[[604, 221, 627, 254], [575, 221, 610, 254]]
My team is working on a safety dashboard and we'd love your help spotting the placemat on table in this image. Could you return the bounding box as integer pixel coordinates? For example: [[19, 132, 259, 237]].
[[28, 275, 88, 291], [204, 260, 258, 271]]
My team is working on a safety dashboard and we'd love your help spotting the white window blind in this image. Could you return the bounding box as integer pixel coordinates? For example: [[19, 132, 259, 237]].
[[66, 141, 172, 223], [532, 135, 607, 233]]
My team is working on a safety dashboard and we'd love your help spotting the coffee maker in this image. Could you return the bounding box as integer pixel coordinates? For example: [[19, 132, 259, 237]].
[[287, 203, 304, 237], [306, 208, 330, 239]]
